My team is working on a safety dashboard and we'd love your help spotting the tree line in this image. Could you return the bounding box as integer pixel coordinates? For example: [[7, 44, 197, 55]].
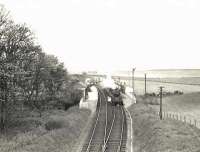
[[0, 6, 82, 132]]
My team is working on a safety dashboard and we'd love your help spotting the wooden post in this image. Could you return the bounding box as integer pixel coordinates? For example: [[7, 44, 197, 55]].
[[194, 120, 197, 127], [159, 86, 164, 120], [144, 73, 147, 96], [184, 116, 186, 123], [132, 68, 136, 102]]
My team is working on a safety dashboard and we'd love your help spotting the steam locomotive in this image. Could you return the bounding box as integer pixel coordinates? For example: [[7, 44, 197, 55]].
[[103, 88, 123, 106], [110, 88, 123, 106]]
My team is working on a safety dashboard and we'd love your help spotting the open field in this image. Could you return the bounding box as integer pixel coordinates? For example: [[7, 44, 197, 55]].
[[114, 69, 200, 95], [149, 93, 200, 121], [120, 78, 200, 95], [135, 77, 200, 85], [128, 103, 200, 152], [134, 80, 200, 95], [0, 106, 90, 152]]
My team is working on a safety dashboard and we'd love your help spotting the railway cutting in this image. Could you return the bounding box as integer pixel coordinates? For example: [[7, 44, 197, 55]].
[[81, 88, 127, 152]]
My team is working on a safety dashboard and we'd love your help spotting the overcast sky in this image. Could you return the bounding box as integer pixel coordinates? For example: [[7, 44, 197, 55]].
[[1, 0, 200, 72]]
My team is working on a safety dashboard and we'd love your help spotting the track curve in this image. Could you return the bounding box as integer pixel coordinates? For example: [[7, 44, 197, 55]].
[[81, 88, 127, 152]]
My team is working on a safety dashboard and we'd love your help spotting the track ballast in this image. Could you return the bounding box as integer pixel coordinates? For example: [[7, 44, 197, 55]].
[[81, 89, 127, 152]]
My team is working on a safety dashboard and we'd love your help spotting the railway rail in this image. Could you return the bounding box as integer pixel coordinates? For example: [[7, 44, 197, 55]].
[[81, 88, 127, 152]]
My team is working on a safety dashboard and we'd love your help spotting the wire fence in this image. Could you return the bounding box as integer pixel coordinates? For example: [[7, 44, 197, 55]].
[[155, 111, 200, 129]]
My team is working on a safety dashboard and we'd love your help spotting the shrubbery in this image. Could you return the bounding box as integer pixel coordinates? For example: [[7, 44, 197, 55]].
[[139, 90, 184, 105], [45, 120, 65, 131], [145, 90, 184, 97]]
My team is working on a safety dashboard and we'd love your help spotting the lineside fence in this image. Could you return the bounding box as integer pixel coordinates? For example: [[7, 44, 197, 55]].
[[155, 111, 200, 129]]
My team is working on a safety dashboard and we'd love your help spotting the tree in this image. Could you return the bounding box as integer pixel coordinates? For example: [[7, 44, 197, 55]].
[[0, 6, 36, 131], [0, 5, 82, 131]]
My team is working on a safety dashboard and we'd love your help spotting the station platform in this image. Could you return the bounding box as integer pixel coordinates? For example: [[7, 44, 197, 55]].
[[79, 86, 98, 113]]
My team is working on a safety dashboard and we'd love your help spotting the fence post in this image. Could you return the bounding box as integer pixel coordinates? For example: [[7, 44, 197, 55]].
[[180, 115, 182, 122], [194, 120, 197, 127], [163, 112, 165, 119], [132, 68, 136, 103], [144, 73, 147, 96], [159, 86, 164, 120]]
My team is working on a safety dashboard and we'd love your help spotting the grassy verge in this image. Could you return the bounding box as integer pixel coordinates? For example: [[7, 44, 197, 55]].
[[0, 106, 90, 152], [128, 103, 200, 152], [146, 92, 200, 120]]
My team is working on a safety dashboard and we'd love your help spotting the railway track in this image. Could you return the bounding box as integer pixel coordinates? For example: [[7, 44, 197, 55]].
[[81, 88, 127, 152], [103, 106, 127, 152]]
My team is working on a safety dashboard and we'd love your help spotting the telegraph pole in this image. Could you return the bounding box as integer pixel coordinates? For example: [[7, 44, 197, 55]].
[[144, 73, 147, 96], [159, 86, 164, 120], [132, 68, 136, 101]]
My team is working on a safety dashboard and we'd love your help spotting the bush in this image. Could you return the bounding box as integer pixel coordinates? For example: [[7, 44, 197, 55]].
[[70, 89, 83, 105], [45, 120, 64, 131], [174, 90, 183, 95]]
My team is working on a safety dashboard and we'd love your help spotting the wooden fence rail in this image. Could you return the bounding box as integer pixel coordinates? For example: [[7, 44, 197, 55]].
[[155, 111, 200, 129]]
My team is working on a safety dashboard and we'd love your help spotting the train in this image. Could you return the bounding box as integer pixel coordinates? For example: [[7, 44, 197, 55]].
[[110, 88, 123, 106], [103, 88, 123, 106]]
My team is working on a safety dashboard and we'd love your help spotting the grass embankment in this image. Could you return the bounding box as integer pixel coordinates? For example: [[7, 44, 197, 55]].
[[147, 92, 200, 120], [128, 100, 200, 152], [0, 106, 90, 152]]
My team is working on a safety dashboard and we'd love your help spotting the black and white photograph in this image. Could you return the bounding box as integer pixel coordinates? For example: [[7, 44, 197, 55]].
[[0, 0, 200, 152]]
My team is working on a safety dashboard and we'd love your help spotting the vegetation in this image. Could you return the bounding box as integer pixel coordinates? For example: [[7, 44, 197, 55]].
[[0, 5, 83, 133], [133, 80, 200, 95], [128, 103, 200, 152], [0, 106, 90, 152], [150, 92, 200, 121]]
